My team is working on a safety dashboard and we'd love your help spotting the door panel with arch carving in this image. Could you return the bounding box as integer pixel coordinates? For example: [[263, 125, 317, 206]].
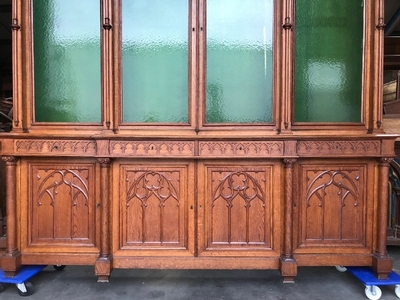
[[197, 161, 282, 257], [294, 160, 373, 254], [20, 159, 100, 254], [114, 160, 195, 257]]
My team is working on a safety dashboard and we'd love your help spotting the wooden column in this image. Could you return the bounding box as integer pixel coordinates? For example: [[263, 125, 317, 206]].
[[1, 156, 21, 277], [372, 157, 393, 279], [95, 158, 112, 282], [280, 0, 294, 134], [279, 158, 297, 283]]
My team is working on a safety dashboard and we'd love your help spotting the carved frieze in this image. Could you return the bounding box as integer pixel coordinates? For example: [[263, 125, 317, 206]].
[[110, 141, 194, 157], [297, 140, 380, 156], [15, 140, 96, 155], [199, 141, 284, 157]]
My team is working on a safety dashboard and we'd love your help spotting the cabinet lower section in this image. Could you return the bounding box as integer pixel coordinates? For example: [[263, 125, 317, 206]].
[[0, 137, 395, 282]]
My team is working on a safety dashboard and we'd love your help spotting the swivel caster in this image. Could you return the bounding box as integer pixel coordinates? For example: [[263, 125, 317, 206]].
[[53, 265, 66, 271], [365, 285, 382, 300], [335, 266, 347, 272], [395, 285, 400, 298], [16, 281, 34, 297]]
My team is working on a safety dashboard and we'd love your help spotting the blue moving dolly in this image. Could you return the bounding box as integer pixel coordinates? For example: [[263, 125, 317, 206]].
[[336, 266, 400, 300], [0, 265, 47, 296]]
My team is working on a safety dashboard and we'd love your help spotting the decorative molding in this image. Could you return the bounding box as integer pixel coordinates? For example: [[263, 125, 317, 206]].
[[110, 141, 194, 156], [15, 140, 96, 155], [297, 141, 380, 156], [199, 141, 284, 157]]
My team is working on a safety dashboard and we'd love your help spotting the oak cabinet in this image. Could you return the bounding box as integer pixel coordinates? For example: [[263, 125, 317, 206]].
[[0, 0, 396, 283]]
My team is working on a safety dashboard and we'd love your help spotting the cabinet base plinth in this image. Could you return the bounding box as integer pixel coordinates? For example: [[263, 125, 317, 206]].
[[279, 256, 297, 283]]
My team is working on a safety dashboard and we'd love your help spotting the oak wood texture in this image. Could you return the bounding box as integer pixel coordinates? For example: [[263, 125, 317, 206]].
[[0, 0, 396, 284]]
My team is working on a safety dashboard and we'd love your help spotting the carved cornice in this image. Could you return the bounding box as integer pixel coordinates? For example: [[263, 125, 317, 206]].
[[199, 141, 284, 157], [15, 140, 96, 155], [110, 141, 194, 157], [297, 141, 380, 156]]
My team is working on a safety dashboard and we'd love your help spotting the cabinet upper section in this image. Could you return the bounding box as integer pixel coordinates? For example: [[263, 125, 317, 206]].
[[9, 0, 387, 137]]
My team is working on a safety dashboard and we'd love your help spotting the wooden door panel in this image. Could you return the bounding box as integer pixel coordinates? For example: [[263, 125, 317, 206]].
[[23, 160, 98, 250], [119, 163, 191, 250], [199, 161, 281, 256], [296, 161, 370, 251]]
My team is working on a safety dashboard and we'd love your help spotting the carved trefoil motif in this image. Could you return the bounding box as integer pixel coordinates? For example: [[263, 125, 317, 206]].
[[301, 166, 365, 246], [122, 167, 186, 248], [208, 168, 271, 248], [30, 164, 95, 246]]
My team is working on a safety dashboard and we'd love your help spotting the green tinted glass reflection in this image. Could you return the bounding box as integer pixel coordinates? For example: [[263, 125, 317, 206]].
[[294, 0, 363, 122], [122, 1, 188, 123], [206, 0, 273, 123], [33, 0, 101, 123]]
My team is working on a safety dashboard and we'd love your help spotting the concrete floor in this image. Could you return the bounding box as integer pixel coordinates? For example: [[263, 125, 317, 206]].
[[1, 246, 400, 300]]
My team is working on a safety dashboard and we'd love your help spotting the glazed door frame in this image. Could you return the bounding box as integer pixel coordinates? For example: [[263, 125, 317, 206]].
[[12, 0, 383, 135]]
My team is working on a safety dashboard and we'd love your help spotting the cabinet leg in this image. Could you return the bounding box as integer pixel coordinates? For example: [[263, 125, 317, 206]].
[[95, 256, 112, 283], [279, 256, 297, 283], [372, 253, 392, 279], [1, 250, 21, 277]]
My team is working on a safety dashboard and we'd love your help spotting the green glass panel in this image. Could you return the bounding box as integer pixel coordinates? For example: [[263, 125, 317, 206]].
[[122, 1, 188, 123], [294, 0, 363, 122], [206, 0, 273, 123], [33, 0, 101, 123]]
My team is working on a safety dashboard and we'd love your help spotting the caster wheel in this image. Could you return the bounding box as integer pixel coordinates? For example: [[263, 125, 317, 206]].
[[17, 282, 34, 297], [53, 265, 66, 271], [335, 266, 347, 272], [0, 283, 4, 293], [365, 285, 382, 300], [395, 285, 400, 298]]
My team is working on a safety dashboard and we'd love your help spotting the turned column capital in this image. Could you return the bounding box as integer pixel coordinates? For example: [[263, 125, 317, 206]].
[[2, 156, 19, 164], [97, 158, 111, 166], [377, 157, 393, 166], [283, 158, 297, 167]]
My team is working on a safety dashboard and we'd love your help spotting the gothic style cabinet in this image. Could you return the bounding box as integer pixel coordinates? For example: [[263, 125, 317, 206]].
[[0, 0, 396, 283]]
